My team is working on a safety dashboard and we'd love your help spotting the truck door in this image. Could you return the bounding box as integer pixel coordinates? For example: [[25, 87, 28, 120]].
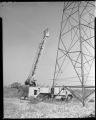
[[34, 90, 37, 95]]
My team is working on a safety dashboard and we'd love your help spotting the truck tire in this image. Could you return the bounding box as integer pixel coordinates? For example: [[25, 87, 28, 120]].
[[67, 94, 73, 101], [61, 95, 66, 101]]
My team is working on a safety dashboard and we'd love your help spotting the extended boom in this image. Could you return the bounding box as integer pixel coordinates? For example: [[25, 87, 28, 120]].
[[25, 28, 49, 86]]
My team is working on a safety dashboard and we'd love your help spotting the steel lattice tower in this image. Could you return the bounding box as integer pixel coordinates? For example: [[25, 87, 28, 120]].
[[53, 1, 95, 106]]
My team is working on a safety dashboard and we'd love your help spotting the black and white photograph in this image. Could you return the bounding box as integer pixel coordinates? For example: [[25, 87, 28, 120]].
[[1, 1, 95, 118]]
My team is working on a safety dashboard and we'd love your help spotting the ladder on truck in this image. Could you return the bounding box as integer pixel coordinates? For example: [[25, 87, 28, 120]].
[[25, 28, 49, 86]]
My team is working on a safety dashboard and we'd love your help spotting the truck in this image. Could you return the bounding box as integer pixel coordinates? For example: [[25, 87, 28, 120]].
[[25, 28, 73, 101]]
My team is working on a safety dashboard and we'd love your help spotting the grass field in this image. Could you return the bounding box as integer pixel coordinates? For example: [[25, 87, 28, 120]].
[[3, 86, 95, 118], [3, 86, 19, 98]]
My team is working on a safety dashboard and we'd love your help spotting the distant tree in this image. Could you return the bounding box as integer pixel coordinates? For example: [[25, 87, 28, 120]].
[[11, 82, 21, 88], [11, 82, 29, 99], [17, 85, 29, 99]]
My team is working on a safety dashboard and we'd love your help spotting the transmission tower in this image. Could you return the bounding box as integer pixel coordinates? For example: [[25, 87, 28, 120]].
[[53, 1, 95, 106]]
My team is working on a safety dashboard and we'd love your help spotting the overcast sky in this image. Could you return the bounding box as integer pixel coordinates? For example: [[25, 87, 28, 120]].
[[0, 2, 95, 86]]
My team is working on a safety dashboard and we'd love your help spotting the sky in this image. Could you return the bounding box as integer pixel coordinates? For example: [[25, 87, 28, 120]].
[[1, 2, 63, 86], [0, 2, 95, 87]]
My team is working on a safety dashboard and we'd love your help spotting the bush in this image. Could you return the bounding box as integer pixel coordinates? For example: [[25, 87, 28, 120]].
[[4, 84, 29, 99], [11, 82, 21, 88], [17, 85, 29, 98]]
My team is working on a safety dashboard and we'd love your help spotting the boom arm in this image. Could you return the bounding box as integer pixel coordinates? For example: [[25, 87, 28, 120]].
[[25, 28, 49, 86]]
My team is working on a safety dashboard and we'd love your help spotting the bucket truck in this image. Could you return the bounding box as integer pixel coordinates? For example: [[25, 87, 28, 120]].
[[25, 28, 49, 87]]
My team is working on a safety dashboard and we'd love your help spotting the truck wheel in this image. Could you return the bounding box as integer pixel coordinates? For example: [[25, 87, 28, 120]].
[[67, 94, 73, 101], [24, 96, 27, 100], [61, 95, 66, 101]]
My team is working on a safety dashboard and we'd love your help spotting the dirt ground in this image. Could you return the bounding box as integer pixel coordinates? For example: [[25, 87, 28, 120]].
[[4, 97, 95, 118]]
